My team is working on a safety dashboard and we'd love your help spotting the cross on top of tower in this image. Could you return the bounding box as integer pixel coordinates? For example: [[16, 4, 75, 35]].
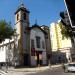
[[18, 0, 25, 8], [35, 19, 38, 25], [19, 0, 23, 5], [15, 0, 30, 14], [34, 19, 38, 26]]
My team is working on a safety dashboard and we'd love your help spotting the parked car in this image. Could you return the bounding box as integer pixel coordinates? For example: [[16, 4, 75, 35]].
[[64, 63, 75, 72]]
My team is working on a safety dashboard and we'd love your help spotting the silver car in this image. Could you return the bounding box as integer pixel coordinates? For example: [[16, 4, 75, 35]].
[[64, 63, 75, 72]]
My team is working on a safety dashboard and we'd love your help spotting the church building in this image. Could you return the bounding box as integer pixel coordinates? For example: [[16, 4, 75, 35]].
[[0, 2, 51, 67]]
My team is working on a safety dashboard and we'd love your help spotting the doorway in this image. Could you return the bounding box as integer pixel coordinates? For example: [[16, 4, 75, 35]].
[[24, 54, 29, 66], [36, 51, 42, 66]]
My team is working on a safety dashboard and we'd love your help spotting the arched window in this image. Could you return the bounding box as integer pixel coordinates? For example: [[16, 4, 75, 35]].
[[17, 14, 19, 21], [23, 13, 26, 20], [36, 36, 40, 48]]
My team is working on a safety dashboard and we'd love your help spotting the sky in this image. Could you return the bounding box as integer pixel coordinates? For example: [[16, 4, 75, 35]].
[[0, 0, 66, 27]]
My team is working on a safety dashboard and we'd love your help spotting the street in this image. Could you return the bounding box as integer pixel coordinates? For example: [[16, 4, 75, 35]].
[[2, 67, 75, 75], [27, 68, 75, 75]]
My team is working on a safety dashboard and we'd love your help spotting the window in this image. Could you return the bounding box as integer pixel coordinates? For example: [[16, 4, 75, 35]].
[[31, 39, 34, 48], [42, 41, 45, 49], [31, 39, 35, 56], [23, 13, 26, 20], [36, 36, 40, 48], [17, 14, 19, 21]]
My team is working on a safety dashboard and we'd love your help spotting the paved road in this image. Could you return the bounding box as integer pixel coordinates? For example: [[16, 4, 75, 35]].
[[1, 67, 75, 75], [27, 68, 75, 75]]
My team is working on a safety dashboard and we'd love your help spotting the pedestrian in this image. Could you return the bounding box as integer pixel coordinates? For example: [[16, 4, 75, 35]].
[[0, 63, 1, 69], [5, 63, 8, 73], [62, 63, 65, 71]]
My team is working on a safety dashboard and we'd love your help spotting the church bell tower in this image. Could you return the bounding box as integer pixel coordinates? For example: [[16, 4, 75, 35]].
[[15, 2, 30, 66]]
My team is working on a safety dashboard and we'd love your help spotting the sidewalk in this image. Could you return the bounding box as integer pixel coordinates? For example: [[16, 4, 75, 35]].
[[0, 64, 63, 74], [6, 64, 62, 72], [51, 64, 62, 68], [7, 66, 50, 72]]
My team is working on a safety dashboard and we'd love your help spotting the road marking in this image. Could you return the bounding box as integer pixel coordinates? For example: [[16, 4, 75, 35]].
[[0, 70, 7, 75]]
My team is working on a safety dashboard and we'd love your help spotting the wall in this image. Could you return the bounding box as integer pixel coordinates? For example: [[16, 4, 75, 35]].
[[30, 28, 46, 51], [0, 39, 14, 64], [50, 22, 72, 51], [0, 46, 6, 62], [50, 21, 72, 63], [30, 27, 47, 66], [50, 23, 58, 51]]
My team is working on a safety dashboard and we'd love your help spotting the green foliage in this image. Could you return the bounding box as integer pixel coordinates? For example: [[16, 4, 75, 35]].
[[0, 20, 14, 43], [59, 22, 73, 39]]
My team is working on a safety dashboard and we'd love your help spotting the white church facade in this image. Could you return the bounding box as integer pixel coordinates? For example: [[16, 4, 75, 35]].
[[0, 3, 51, 67]]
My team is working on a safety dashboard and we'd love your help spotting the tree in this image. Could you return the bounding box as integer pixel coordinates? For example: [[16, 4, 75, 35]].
[[60, 11, 75, 39], [59, 22, 73, 39], [59, 12, 75, 53], [0, 20, 14, 43], [60, 11, 70, 26]]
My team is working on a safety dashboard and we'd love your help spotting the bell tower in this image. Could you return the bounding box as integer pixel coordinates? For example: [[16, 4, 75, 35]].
[[15, 1, 30, 66]]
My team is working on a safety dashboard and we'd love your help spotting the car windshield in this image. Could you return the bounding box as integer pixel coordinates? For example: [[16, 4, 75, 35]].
[[68, 64, 75, 66]]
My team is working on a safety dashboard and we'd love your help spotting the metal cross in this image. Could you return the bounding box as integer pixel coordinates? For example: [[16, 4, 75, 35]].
[[35, 19, 38, 25], [19, 0, 23, 5]]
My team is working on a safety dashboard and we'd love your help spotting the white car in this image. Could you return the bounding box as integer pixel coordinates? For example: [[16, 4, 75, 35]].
[[65, 63, 75, 72]]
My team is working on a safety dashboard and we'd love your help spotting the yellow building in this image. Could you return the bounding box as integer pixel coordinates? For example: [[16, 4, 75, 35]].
[[50, 21, 72, 64]]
